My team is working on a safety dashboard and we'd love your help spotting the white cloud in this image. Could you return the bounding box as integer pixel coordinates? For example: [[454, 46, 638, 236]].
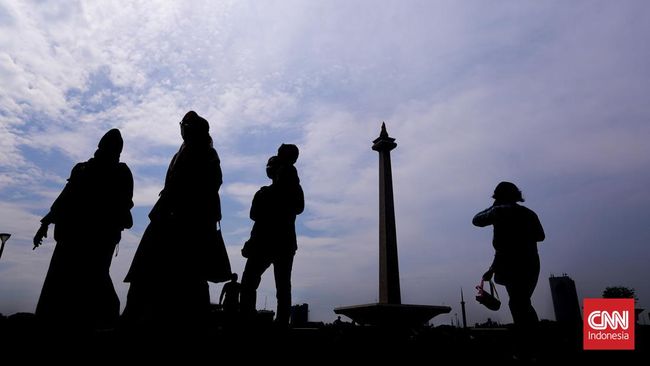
[[223, 182, 259, 207], [132, 178, 163, 208]]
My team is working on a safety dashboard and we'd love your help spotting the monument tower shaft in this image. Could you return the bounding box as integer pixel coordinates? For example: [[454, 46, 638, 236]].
[[333, 122, 451, 326], [372, 122, 401, 304]]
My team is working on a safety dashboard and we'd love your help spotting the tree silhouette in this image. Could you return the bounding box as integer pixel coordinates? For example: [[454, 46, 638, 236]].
[[602, 286, 638, 302]]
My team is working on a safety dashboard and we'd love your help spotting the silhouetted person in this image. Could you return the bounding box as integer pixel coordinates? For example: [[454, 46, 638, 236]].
[[122, 111, 231, 334], [33, 128, 134, 332], [240, 155, 304, 327], [333, 316, 343, 326], [473, 181, 545, 360], [219, 273, 241, 314]]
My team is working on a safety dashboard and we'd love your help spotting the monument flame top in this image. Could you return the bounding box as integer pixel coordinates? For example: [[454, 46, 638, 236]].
[[372, 122, 396, 152]]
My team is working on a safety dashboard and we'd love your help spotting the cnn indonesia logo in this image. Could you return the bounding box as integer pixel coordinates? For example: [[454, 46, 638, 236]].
[[584, 298, 635, 350]]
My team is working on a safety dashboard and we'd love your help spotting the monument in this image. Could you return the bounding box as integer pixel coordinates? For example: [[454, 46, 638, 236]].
[[334, 123, 450, 327], [461, 288, 468, 328]]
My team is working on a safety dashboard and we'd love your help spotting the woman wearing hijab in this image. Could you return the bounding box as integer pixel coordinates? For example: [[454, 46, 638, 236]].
[[122, 111, 231, 332], [33, 128, 134, 331]]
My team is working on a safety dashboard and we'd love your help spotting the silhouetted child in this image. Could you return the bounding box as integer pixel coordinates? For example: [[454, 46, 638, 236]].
[[277, 143, 300, 187], [219, 273, 241, 314]]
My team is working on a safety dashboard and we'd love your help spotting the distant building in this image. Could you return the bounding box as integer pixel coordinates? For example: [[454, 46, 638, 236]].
[[475, 318, 501, 328], [290, 303, 309, 327], [257, 309, 275, 324], [549, 274, 581, 325]]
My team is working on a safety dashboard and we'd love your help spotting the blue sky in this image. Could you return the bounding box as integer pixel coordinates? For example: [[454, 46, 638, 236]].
[[1, 1, 650, 325]]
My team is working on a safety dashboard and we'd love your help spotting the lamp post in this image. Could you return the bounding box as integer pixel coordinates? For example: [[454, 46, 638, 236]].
[[0, 233, 11, 260]]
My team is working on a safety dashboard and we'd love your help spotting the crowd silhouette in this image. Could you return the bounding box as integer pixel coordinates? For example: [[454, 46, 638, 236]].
[[29, 111, 307, 337], [27, 115, 539, 335], [2, 115, 642, 361]]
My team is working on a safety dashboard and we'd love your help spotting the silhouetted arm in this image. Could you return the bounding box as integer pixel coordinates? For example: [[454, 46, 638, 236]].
[[472, 207, 495, 227], [250, 187, 272, 222], [33, 221, 49, 249], [250, 190, 262, 221], [214, 157, 223, 222], [532, 211, 545, 242], [47, 163, 83, 221], [206, 152, 223, 222], [36, 211, 55, 244], [214, 152, 223, 188], [118, 164, 134, 230], [295, 184, 304, 215], [482, 268, 494, 281], [34, 163, 83, 248]]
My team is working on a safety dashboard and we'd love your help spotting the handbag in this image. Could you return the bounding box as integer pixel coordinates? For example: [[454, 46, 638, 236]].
[[241, 222, 272, 258], [203, 221, 232, 283], [476, 280, 501, 311]]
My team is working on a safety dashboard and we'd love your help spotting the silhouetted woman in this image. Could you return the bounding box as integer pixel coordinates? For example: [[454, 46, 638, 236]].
[[473, 181, 545, 359], [240, 155, 304, 326], [122, 111, 231, 332], [33, 128, 134, 331]]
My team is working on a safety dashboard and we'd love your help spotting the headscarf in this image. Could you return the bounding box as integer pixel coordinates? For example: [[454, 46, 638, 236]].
[[181, 111, 212, 147], [93, 128, 123, 164], [167, 111, 218, 182]]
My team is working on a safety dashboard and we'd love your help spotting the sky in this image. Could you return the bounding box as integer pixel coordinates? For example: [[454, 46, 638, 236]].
[[1, 0, 649, 326]]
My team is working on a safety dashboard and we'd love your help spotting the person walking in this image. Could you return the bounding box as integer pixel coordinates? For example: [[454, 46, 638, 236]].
[[33, 128, 134, 332], [219, 273, 241, 315], [473, 181, 545, 360], [122, 111, 231, 333]]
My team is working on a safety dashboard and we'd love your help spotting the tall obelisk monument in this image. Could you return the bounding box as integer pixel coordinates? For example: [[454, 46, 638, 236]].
[[372, 122, 401, 304], [333, 123, 450, 327]]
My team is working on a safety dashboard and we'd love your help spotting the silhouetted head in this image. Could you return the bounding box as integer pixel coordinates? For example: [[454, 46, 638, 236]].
[[180, 111, 211, 146], [266, 155, 280, 180], [94, 128, 123, 162], [230, 273, 238, 282], [492, 181, 524, 203], [278, 143, 299, 165]]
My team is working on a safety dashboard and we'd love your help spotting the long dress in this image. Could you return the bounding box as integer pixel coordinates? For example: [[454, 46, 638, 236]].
[[123, 143, 231, 329], [36, 157, 134, 330]]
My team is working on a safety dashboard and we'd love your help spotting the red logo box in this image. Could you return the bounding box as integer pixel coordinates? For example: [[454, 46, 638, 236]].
[[584, 298, 635, 350]]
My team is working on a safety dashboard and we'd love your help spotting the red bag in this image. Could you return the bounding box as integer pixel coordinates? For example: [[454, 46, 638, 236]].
[[476, 280, 501, 311]]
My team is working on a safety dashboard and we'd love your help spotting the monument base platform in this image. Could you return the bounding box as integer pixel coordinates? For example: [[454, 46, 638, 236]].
[[334, 303, 451, 327]]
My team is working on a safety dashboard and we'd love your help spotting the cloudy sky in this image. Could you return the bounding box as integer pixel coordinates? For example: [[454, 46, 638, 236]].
[[1, 1, 649, 325]]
